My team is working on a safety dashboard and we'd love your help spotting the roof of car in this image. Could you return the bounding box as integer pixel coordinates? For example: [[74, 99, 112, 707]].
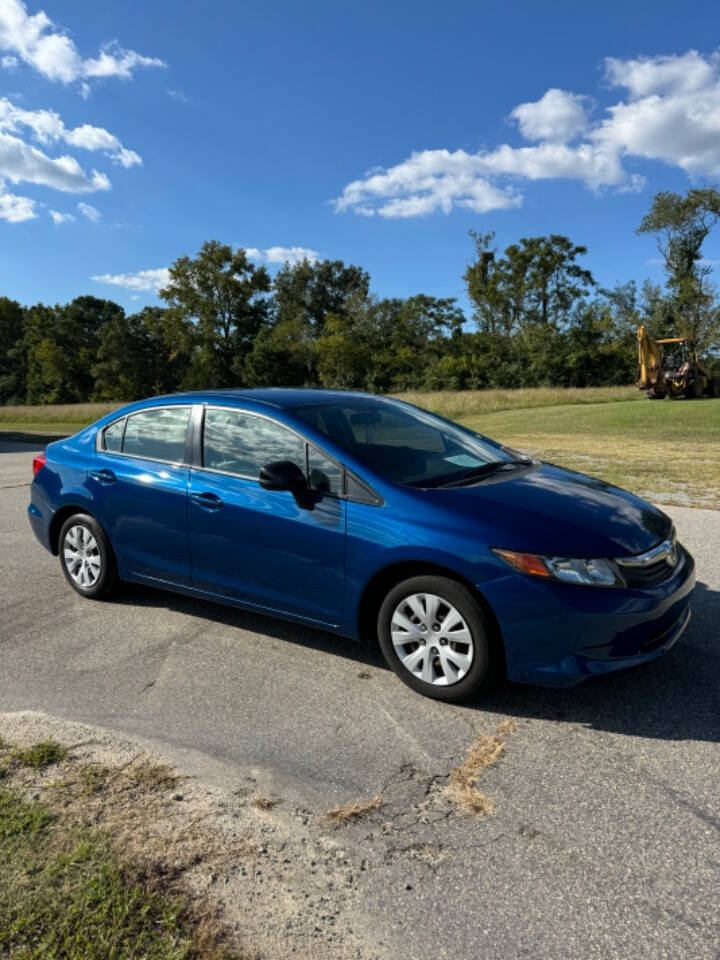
[[165, 388, 388, 410]]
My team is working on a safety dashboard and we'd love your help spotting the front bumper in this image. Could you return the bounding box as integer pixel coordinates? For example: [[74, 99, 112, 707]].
[[483, 546, 696, 687]]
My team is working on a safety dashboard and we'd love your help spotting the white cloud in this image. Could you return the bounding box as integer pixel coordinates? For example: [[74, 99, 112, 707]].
[[246, 245, 320, 264], [82, 41, 165, 80], [0, 130, 109, 191], [0, 0, 165, 90], [92, 267, 170, 292], [604, 51, 716, 97], [1, 52, 16, 68], [511, 88, 588, 143], [0, 178, 34, 219], [594, 52, 720, 177], [77, 201, 100, 222], [334, 49, 720, 218], [166, 88, 187, 103], [49, 208, 74, 223], [0, 96, 142, 167]]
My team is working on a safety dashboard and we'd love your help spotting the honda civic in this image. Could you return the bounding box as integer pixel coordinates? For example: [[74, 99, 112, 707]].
[[28, 389, 695, 701]]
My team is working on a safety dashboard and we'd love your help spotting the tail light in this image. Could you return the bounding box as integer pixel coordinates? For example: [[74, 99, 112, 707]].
[[32, 452, 47, 477]]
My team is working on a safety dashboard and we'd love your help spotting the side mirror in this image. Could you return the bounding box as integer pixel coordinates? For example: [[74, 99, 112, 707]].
[[259, 460, 308, 498]]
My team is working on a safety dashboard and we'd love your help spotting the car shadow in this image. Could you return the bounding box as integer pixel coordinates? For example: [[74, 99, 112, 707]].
[[109, 578, 720, 745]]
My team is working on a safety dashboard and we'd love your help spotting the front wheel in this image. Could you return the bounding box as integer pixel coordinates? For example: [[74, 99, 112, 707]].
[[59, 513, 116, 599], [377, 576, 496, 702]]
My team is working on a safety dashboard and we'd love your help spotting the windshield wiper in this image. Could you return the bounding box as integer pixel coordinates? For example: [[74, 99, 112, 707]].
[[437, 458, 533, 489]]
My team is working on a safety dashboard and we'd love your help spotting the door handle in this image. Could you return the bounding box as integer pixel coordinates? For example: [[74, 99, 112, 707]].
[[90, 468, 116, 484], [190, 491, 224, 511]]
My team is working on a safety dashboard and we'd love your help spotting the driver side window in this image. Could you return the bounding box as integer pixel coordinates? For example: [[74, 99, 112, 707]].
[[203, 408, 305, 479]]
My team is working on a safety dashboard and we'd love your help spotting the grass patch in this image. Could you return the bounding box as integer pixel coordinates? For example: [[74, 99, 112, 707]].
[[445, 720, 516, 817], [0, 788, 206, 959], [0, 739, 241, 959], [11, 739, 68, 770], [460, 397, 720, 509], [327, 793, 382, 824], [251, 794, 279, 811]]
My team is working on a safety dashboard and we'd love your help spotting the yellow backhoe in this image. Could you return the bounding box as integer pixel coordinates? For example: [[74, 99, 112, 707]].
[[636, 325, 718, 399]]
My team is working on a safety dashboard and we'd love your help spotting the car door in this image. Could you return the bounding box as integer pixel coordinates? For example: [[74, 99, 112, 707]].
[[188, 406, 346, 625], [88, 405, 192, 585]]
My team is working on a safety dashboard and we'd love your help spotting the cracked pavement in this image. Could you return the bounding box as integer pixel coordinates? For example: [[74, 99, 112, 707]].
[[1, 441, 719, 959]]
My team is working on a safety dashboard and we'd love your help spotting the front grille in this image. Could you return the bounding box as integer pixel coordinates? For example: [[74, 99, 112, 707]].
[[620, 556, 676, 588]]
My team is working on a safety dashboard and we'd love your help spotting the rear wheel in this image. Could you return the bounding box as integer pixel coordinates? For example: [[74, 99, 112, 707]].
[[59, 513, 116, 600], [684, 380, 698, 399], [377, 575, 496, 702]]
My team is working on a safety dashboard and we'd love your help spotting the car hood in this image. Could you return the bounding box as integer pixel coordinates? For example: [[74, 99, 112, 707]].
[[422, 462, 672, 558]]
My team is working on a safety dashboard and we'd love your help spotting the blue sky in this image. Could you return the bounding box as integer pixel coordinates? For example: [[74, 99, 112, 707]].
[[1, 0, 719, 314]]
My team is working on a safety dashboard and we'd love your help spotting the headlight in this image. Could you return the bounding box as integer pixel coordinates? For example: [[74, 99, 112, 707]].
[[493, 549, 621, 586]]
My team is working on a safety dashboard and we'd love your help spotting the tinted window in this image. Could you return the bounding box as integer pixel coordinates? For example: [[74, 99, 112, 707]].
[[295, 399, 514, 487], [203, 409, 305, 478], [122, 407, 190, 463], [103, 418, 125, 453], [308, 445, 342, 495]]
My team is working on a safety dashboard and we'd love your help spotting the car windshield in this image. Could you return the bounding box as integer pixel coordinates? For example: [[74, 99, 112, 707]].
[[294, 398, 527, 488]]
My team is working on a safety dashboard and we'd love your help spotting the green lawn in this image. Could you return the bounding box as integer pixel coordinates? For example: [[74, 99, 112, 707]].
[[464, 397, 720, 509]]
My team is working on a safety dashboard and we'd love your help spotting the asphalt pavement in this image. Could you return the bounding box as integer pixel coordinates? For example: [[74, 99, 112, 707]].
[[1, 441, 718, 959]]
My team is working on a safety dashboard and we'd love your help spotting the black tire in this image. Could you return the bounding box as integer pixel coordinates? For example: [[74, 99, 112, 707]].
[[647, 388, 665, 400], [58, 512, 116, 600], [377, 575, 497, 702], [684, 380, 698, 399]]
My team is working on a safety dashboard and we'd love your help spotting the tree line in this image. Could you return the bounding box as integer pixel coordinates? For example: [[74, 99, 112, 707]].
[[1, 188, 719, 405]]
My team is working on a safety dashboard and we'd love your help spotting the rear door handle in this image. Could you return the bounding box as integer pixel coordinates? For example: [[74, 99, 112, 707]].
[[90, 468, 116, 484], [189, 491, 224, 511]]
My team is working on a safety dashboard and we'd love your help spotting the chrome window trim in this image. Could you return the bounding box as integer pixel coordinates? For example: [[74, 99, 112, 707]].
[[97, 404, 193, 468], [198, 403, 382, 505]]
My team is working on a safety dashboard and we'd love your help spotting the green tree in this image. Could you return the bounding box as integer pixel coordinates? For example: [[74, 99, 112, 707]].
[[245, 258, 371, 386], [638, 188, 720, 347], [465, 233, 595, 332], [464, 232, 511, 333], [273, 259, 370, 333], [23, 297, 123, 403], [0, 297, 26, 402], [160, 242, 271, 388]]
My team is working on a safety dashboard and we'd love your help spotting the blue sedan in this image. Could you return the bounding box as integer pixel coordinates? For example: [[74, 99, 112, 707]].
[[28, 389, 695, 701]]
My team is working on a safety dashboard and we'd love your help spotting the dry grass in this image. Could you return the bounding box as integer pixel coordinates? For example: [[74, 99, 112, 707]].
[[445, 720, 517, 816], [251, 794, 280, 811], [327, 793, 382, 824], [396, 386, 639, 420], [0, 388, 638, 431], [0, 401, 120, 424]]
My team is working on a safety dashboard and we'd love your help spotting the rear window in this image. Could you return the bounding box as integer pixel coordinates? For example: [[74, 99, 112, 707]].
[[118, 407, 190, 463], [103, 417, 125, 453]]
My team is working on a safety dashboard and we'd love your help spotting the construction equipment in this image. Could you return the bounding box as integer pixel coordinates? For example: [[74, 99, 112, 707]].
[[636, 325, 718, 399]]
